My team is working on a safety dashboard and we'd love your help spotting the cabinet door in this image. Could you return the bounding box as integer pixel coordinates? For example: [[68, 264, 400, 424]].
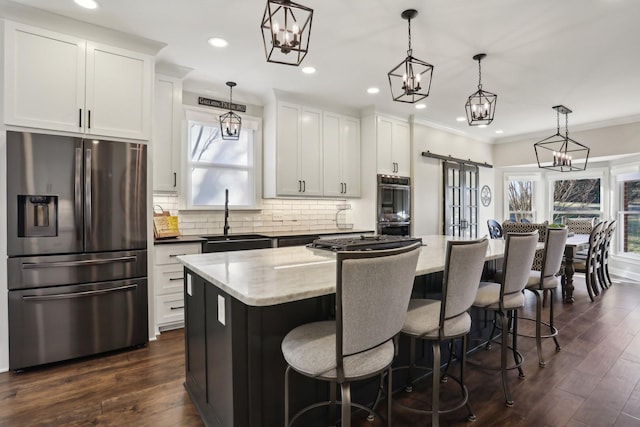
[[299, 107, 323, 196], [85, 42, 151, 140], [276, 102, 302, 195], [4, 22, 85, 133], [393, 120, 411, 177], [153, 75, 181, 192], [376, 116, 395, 175], [341, 116, 361, 197], [322, 112, 342, 197]]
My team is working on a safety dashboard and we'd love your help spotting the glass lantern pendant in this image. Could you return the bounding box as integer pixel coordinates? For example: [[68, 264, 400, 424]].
[[465, 53, 497, 126], [260, 0, 313, 66]]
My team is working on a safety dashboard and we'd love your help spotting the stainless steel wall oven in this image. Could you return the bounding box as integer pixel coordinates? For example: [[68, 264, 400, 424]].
[[377, 174, 411, 235], [6, 131, 148, 370]]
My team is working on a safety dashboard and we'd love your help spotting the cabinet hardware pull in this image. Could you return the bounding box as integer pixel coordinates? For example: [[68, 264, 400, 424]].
[[298, 180, 302, 192], [170, 305, 184, 310], [23, 284, 137, 301], [23, 255, 136, 269], [173, 172, 177, 187], [169, 277, 183, 281], [79, 108, 82, 127], [303, 180, 306, 192], [88, 110, 91, 129], [344, 182, 347, 194], [169, 254, 186, 258]]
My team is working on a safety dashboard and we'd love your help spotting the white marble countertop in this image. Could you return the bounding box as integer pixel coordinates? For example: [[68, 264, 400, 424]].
[[177, 235, 508, 307]]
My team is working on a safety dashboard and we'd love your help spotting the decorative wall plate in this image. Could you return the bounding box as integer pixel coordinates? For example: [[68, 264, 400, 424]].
[[481, 185, 492, 207]]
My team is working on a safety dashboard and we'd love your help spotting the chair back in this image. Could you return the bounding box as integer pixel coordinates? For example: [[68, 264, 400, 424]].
[[586, 221, 605, 269], [337, 242, 421, 358], [487, 219, 503, 239], [541, 227, 569, 278], [441, 238, 489, 326], [501, 231, 539, 299], [601, 220, 616, 259]]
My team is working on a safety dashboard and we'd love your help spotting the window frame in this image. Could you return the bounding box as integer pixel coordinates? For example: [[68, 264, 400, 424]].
[[546, 168, 606, 225], [612, 165, 640, 259], [182, 106, 263, 210], [503, 173, 543, 222]]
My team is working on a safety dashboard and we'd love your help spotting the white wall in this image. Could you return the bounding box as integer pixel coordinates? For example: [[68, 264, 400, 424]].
[[411, 120, 495, 236]]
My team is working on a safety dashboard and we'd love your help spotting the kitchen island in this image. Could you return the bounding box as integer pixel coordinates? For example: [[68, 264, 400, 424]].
[[177, 236, 508, 427]]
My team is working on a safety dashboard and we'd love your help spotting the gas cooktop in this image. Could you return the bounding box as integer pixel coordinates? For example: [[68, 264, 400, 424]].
[[308, 235, 422, 252]]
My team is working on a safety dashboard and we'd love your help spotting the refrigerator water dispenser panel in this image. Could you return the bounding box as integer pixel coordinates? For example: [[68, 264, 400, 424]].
[[18, 195, 58, 237]]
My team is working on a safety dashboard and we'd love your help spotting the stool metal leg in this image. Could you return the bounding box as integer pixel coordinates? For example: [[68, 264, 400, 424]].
[[500, 311, 514, 407], [432, 340, 441, 427], [550, 290, 561, 352], [534, 289, 545, 367], [462, 334, 476, 421], [387, 366, 393, 427], [330, 381, 337, 426], [405, 337, 416, 392], [284, 365, 291, 426], [341, 382, 351, 427], [512, 311, 525, 379]]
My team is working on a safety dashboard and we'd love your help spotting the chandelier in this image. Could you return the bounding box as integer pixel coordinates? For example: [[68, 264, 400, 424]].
[[219, 82, 241, 140], [534, 105, 590, 172], [465, 53, 497, 126], [388, 9, 434, 103], [260, 0, 313, 66]]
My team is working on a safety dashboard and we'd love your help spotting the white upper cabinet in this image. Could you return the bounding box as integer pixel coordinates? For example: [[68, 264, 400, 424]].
[[3, 21, 152, 140], [274, 102, 323, 196], [153, 75, 183, 192], [323, 112, 360, 197], [376, 115, 410, 177]]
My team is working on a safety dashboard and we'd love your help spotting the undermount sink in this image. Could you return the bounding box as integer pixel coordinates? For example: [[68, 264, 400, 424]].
[[202, 234, 273, 252]]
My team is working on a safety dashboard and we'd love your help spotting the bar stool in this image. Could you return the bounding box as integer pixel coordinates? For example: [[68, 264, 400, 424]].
[[522, 226, 568, 367], [470, 231, 539, 407], [598, 220, 616, 288], [397, 238, 488, 427], [281, 243, 421, 427]]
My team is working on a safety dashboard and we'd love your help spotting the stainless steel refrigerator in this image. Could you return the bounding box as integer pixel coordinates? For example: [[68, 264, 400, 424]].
[[6, 131, 148, 370]]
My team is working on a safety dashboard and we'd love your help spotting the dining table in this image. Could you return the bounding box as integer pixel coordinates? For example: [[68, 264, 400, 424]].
[[562, 233, 591, 303]]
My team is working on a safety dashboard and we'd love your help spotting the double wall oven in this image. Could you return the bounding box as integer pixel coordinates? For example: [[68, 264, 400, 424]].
[[377, 174, 411, 235]]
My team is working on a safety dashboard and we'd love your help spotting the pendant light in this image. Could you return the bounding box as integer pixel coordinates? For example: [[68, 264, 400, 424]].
[[534, 105, 590, 172], [219, 82, 241, 140], [465, 53, 497, 126], [388, 9, 434, 103], [260, 0, 313, 66]]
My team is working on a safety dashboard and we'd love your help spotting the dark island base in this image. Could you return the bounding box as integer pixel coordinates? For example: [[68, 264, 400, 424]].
[[184, 268, 497, 427]]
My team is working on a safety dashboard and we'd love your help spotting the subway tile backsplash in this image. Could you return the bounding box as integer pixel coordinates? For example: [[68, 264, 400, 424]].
[[152, 195, 353, 235]]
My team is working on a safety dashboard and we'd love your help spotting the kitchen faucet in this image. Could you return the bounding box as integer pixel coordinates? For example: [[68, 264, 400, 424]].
[[224, 188, 230, 238]]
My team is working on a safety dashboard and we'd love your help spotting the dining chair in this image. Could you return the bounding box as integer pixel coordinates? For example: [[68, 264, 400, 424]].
[[281, 242, 421, 427], [522, 226, 568, 367], [598, 220, 616, 289], [471, 231, 539, 407], [574, 221, 606, 301], [397, 238, 488, 427]]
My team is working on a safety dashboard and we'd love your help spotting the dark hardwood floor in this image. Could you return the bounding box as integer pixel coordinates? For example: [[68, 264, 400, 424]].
[[2, 275, 640, 426]]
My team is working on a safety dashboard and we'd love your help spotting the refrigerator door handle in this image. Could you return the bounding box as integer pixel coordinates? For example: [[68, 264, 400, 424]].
[[85, 148, 92, 245], [75, 146, 84, 243], [21, 255, 137, 269], [22, 284, 138, 301]]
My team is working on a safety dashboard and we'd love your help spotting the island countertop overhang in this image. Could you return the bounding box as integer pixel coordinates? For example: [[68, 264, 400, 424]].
[[176, 235, 508, 307]]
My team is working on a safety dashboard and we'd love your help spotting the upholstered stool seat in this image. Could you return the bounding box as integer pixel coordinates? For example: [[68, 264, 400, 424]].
[[282, 321, 395, 379]]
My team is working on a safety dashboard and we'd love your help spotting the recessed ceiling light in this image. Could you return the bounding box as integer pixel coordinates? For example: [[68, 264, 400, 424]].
[[302, 66, 316, 74], [415, 103, 427, 110], [478, 124, 487, 128], [74, 0, 99, 9], [495, 129, 504, 134], [367, 87, 380, 94], [456, 117, 466, 122], [207, 37, 228, 48]]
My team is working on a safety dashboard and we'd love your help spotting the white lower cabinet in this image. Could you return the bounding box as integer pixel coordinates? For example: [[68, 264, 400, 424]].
[[154, 242, 202, 331]]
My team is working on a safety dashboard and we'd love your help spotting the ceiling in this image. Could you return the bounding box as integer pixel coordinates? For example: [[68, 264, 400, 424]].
[[7, 0, 640, 143]]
